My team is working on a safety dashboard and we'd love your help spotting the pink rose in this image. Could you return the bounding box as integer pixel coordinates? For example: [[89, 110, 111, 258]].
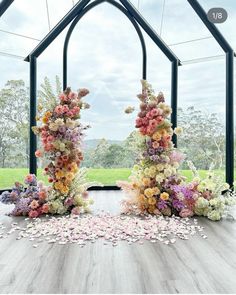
[[135, 118, 143, 128], [147, 125, 155, 135], [156, 116, 164, 124], [146, 111, 153, 119], [62, 105, 69, 113], [142, 117, 149, 126], [68, 92, 78, 99], [59, 93, 68, 102], [35, 150, 43, 157], [41, 204, 49, 214], [149, 119, 157, 128], [140, 126, 147, 135], [179, 208, 194, 218], [29, 210, 39, 218], [47, 135, 54, 142]]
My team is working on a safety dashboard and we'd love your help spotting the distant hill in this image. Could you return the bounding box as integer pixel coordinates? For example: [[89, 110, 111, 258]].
[[83, 139, 124, 150]]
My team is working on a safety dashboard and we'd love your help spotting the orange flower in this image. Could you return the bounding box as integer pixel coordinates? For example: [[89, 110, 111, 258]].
[[148, 197, 156, 205]]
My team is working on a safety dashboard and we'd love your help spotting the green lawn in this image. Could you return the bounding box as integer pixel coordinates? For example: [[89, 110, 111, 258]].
[[0, 168, 229, 190]]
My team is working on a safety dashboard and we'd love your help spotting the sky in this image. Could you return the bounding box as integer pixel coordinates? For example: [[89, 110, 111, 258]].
[[0, 0, 235, 141]]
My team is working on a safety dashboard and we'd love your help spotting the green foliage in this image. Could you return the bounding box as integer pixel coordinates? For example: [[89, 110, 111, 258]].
[[0, 168, 229, 189]]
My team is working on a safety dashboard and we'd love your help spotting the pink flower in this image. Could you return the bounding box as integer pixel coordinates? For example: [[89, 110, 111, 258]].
[[156, 116, 164, 124], [71, 207, 80, 215], [142, 117, 149, 126], [64, 197, 74, 207], [179, 208, 194, 218], [39, 191, 47, 201], [68, 92, 78, 99], [152, 141, 159, 149], [151, 108, 163, 117], [149, 119, 157, 128], [146, 125, 155, 135], [35, 150, 43, 157], [146, 111, 153, 119], [55, 105, 64, 115], [29, 210, 39, 218], [25, 174, 35, 183], [72, 106, 80, 115], [47, 135, 55, 142], [30, 200, 39, 209], [59, 93, 68, 102], [44, 143, 54, 152], [169, 150, 185, 163], [67, 111, 74, 117], [41, 204, 49, 214], [62, 105, 69, 113], [140, 126, 147, 135], [163, 135, 171, 142], [135, 118, 143, 128]]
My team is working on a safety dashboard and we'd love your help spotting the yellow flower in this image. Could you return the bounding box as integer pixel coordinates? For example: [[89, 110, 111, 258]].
[[144, 188, 154, 198], [132, 182, 139, 189], [160, 192, 169, 201], [148, 197, 156, 205], [152, 131, 161, 141], [138, 194, 146, 204], [142, 177, 151, 187], [55, 170, 65, 179], [148, 205, 156, 214], [174, 127, 183, 135], [66, 172, 75, 181], [152, 187, 160, 195]]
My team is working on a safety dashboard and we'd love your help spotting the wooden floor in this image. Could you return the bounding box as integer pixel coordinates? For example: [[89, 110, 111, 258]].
[[0, 190, 236, 294]]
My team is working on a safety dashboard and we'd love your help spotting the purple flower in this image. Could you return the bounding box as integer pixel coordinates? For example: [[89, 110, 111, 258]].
[[172, 199, 184, 210], [150, 155, 158, 162], [157, 147, 164, 153], [157, 199, 167, 210], [58, 126, 66, 133], [12, 197, 31, 215], [0, 191, 12, 204], [148, 148, 155, 155]]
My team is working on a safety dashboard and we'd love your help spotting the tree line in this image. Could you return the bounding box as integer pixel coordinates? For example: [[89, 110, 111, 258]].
[[0, 78, 233, 170]]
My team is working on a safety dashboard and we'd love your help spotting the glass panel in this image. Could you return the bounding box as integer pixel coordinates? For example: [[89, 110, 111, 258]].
[[0, 57, 29, 189]]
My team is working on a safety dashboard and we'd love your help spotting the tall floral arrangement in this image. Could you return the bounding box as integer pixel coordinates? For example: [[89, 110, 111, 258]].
[[118, 80, 235, 221], [0, 87, 98, 217]]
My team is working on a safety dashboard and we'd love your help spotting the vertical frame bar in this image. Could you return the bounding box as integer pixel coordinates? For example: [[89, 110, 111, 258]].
[[171, 60, 178, 147], [226, 51, 234, 186], [29, 55, 37, 175]]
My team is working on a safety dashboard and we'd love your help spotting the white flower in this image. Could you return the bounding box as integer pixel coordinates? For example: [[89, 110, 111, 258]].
[[195, 197, 209, 209], [174, 127, 183, 135], [55, 118, 64, 126], [164, 168, 172, 177], [207, 210, 222, 221], [156, 174, 165, 183], [49, 122, 58, 131]]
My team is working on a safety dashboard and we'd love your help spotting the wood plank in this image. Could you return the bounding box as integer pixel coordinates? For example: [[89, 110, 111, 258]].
[[0, 191, 235, 293]]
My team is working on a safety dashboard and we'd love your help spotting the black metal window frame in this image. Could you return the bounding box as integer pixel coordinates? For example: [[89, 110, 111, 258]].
[[21, 0, 234, 188]]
